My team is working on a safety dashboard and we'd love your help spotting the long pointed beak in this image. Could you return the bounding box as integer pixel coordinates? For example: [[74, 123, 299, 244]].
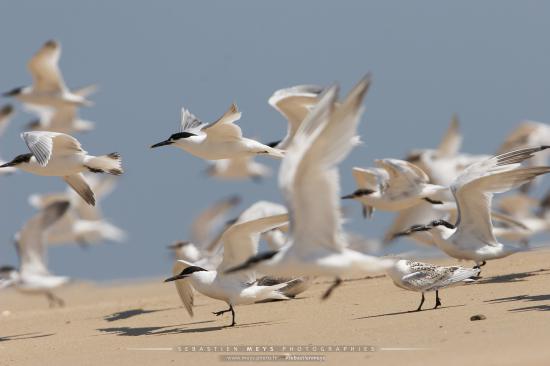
[[164, 273, 187, 282], [0, 162, 14, 168], [150, 140, 173, 149], [341, 193, 356, 199], [224, 262, 251, 275], [392, 224, 431, 240]]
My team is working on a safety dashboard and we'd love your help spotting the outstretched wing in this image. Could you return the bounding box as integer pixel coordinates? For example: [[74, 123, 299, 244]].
[[27, 40, 67, 94], [436, 114, 462, 158], [171, 260, 195, 317], [21, 131, 83, 166], [202, 103, 243, 140]]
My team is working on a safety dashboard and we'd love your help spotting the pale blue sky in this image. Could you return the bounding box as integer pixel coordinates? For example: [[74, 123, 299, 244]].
[[0, 1, 549, 280]]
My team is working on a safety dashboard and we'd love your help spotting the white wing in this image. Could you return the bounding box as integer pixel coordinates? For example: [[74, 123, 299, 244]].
[[179, 108, 205, 133], [351, 167, 386, 192], [375, 159, 429, 198], [436, 114, 462, 158], [218, 213, 289, 274], [17, 201, 70, 277], [452, 147, 550, 246], [27, 40, 67, 94], [64, 174, 95, 206], [268, 85, 324, 148], [190, 195, 241, 248], [21, 131, 84, 166], [172, 260, 195, 316], [202, 103, 243, 140], [281, 76, 370, 255]]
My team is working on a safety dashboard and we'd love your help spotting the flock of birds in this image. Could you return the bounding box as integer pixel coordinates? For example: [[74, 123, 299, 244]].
[[2, 40, 550, 327]]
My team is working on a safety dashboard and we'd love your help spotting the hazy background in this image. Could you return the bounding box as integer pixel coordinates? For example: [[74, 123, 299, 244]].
[[0, 1, 549, 281]]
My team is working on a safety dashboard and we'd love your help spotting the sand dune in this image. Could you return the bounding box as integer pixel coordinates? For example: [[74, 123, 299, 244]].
[[1, 250, 550, 365]]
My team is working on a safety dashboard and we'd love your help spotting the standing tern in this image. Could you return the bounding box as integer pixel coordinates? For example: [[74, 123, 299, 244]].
[[268, 84, 324, 149], [342, 159, 448, 217], [151, 103, 285, 160], [225, 75, 394, 299], [164, 213, 292, 327], [0, 131, 123, 206], [0, 105, 17, 175], [0, 201, 70, 307], [387, 259, 480, 311], [3, 40, 93, 107], [395, 146, 550, 267]]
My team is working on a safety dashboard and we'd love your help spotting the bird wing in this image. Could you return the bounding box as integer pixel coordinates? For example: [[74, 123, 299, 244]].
[[0, 105, 14, 137], [401, 262, 477, 291], [63, 174, 96, 206], [47, 104, 78, 132], [17, 201, 70, 277], [268, 85, 324, 147], [27, 40, 67, 94], [171, 260, 195, 317], [179, 108, 205, 133], [202, 103, 243, 140], [218, 213, 289, 273], [498, 121, 543, 154], [281, 75, 370, 255], [452, 148, 550, 246], [351, 167, 385, 192], [75, 175, 117, 220], [21, 131, 84, 166], [190, 195, 240, 247], [375, 159, 429, 198], [436, 114, 462, 158]]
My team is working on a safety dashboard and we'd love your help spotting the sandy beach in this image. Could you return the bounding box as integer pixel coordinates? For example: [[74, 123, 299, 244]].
[[1, 249, 549, 366]]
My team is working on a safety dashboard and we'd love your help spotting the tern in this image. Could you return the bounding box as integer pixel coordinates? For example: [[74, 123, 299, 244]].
[[387, 259, 480, 311], [268, 84, 324, 149], [151, 103, 285, 160], [24, 85, 97, 134], [28, 175, 126, 245], [3, 40, 93, 107], [0, 131, 123, 206], [0, 105, 17, 175], [206, 156, 271, 182], [225, 75, 394, 298], [164, 212, 293, 327], [394, 146, 550, 267], [498, 121, 550, 192], [0, 201, 70, 307], [406, 115, 489, 185], [342, 159, 448, 218]]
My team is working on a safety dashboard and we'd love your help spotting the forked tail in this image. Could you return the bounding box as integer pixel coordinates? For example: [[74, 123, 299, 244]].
[[85, 153, 123, 175]]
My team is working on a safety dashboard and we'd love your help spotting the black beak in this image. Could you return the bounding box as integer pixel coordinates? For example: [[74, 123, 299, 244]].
[[164, 273, 187, 282], [150, 140, 173, 148], [0, 162, 14, 168], [2, 88, 21, 97], [341, 193, 356, 199], [392, 224, 432, 240]]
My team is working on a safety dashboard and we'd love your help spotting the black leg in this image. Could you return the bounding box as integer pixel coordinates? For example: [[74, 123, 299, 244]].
[[416, 292, 425, 311], [434, 290, 442, 309], [322, 277, 342, 300], [230, 305, 236, 327], [212, 305, 233, 317]]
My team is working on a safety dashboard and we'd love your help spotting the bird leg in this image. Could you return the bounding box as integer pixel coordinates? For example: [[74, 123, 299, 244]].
[[321, 277, 342, 300], [416, 292, 425, 311], [46, 292, 65, 308], [473, 261, 487, 275], [433, 290, 442, 309], [230, 305, 236, 327]]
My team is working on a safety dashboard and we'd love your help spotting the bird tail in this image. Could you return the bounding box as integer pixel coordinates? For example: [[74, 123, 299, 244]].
[[255, 282, 291, 301], [85, 153, 123, 175]]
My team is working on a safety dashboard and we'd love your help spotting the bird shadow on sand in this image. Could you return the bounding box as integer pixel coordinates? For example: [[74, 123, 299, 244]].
[[485, 294, 550, 312], [476, 268, 550, 285], [354, 304, 465, 320], [104, 308, 174, 322], [0, 332, 54, 342], [97, 320, 277, 337]]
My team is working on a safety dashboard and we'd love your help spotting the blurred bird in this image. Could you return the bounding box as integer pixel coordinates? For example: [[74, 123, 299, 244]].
[[151, 103, 285, 160], [164, 212, 292, 327], [342, 159, 448, 218], [395, 147, 550, 268], [24, 85, 97, 134], [0, 131, 123, 206], [3, 40, 94, 107], [386, 259, 480, 311], [226, 75, 394, 299], [206, 155, 271, 182], [0, 105, 17, 175], [498, 121, 550, 192], [0, 201, 70, 307], [268, 84, 324, 149]]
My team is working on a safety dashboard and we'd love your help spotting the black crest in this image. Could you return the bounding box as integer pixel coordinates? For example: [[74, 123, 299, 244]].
[[170, 132, 197, 140]]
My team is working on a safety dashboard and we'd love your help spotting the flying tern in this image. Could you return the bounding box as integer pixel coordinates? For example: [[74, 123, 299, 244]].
[[0, 131, 123, 206], [151, 103, 285, 160]]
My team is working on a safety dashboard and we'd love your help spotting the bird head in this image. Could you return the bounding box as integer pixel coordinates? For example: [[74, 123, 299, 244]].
[[164, 266, 208, 282], [0, 153, 32, 168], [150, 132, 198, 149]]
